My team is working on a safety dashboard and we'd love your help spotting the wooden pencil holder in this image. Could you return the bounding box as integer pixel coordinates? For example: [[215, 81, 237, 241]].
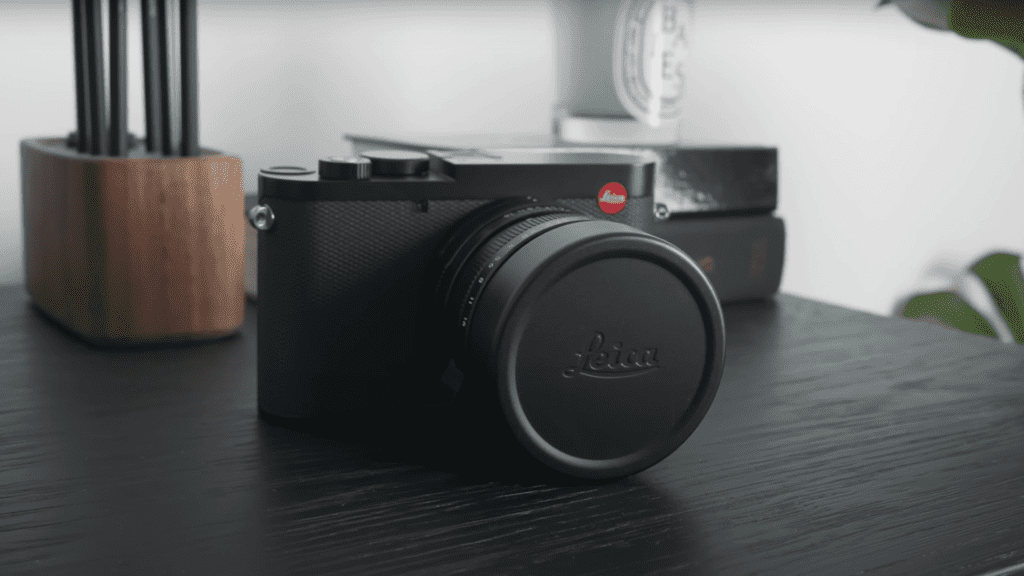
[[20, 137, 246, 346]]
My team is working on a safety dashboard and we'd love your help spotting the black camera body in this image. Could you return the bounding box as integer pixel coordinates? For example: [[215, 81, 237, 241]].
[[253, 148, 726, 480]]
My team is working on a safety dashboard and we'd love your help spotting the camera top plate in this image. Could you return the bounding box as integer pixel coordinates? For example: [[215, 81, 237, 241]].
[[431, 147, 656, 166], [258, 148, 656, 202]]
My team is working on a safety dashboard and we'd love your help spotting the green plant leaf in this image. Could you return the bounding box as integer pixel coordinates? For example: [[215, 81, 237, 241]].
[[950, 0, 1024, 59], [900, 291, 999, 338], [971, 252, 1024, 343]]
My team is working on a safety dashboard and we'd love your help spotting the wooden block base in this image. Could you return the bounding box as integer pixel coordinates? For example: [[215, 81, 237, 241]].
[[20, 137, 246, 346]]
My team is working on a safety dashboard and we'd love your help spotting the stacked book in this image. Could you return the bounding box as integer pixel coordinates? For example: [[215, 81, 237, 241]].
[[244, 132, 784, 304]]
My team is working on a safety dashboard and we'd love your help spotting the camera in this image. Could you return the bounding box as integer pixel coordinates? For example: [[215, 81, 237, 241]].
[[252, 148, 726, 480]]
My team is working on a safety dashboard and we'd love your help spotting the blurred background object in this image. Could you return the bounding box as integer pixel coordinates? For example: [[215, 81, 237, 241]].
[[19, 0, 245, 345], [878, 0, 953, 29], [879, 0, 1024, 342], [2, 0, 1023, 322], [879, 0, 1024, 56], [550, 0, 695, 143], [895, 252, 1024, 344]]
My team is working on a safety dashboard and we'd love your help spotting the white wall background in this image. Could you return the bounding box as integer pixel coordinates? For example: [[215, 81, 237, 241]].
[[1, 0, 1022, 318]]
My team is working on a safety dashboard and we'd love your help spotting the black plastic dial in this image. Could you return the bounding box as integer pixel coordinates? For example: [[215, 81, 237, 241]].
[[361, 150, 430, 177], [318, 157, 371, 181]]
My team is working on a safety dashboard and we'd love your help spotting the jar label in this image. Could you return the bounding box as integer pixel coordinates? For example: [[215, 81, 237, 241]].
[[613, 0, 693, 126]]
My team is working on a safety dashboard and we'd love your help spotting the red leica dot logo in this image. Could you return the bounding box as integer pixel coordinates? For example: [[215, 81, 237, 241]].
[[597, 182, 628, 215]]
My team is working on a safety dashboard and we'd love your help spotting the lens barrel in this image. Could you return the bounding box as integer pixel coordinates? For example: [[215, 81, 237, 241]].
[[433, 201, 725, 480]]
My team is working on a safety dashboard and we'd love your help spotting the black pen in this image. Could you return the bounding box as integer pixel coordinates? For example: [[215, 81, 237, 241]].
[[156, 0, 180, 156], [142, 0, 163, 153], [84, 0, 106, 155], [72, 0, 91, 153], [109, 0, 127, 156], [181, 0, 198, 157]]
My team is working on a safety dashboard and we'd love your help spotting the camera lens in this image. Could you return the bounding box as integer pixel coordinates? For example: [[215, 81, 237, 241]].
[[433, 201, 725, 480]]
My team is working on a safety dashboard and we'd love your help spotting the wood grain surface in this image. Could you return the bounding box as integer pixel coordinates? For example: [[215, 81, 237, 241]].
[[20, 138, 245, 345], [0, 285, 1022, 575]]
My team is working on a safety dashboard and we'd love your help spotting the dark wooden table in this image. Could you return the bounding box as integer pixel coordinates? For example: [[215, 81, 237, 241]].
[[2, 284, 1023, 576]]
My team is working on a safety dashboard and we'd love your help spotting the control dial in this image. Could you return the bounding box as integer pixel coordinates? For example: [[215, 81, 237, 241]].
[[361, 149, 430, 177], [318, 156, 372, 181]]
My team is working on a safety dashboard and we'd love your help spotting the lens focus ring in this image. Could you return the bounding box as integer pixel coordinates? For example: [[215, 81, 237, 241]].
[[447, 212, 588, 345]]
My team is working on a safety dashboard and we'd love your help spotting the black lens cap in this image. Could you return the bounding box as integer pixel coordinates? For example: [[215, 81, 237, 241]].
[[466, 219, 725, 480]]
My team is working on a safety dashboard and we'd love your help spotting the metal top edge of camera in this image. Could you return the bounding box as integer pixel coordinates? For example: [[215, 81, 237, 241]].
[[254, 148, 658, 206]]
